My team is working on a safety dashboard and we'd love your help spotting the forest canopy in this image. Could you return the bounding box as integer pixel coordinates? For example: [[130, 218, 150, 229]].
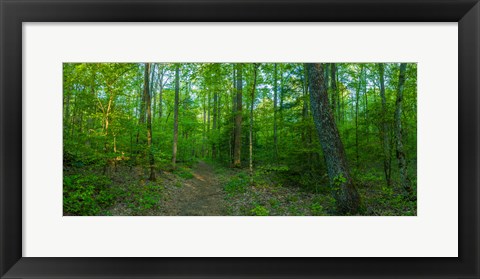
[[63, 62, 417, 216]]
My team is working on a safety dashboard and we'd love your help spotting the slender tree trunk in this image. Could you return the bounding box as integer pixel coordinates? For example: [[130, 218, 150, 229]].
[[364, 67, 369, 143], [273, 63, 278, 160], [64, 88, 71, 128], [212, 69, 218, 159], [230, 65, 236, 165], [378, 63, 392, 186], [302, 64, 312, 169], [157, 67, 165, 123], [136, 78, 146, 155], [307, 63, 360, 214], [331, 63, 337, 122], [394, 63, 411, 195], [218, 91, 222, 160], [233, 63, 243, 167], [202, 95, 206, 157], [336, 68, 341, 123], [249, 64, 258, 183], [172, 64, 180, 169], [355, 65, 363, 166], [144, 63, 156, 180]]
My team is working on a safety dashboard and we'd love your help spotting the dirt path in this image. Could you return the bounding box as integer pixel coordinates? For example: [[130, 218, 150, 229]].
[[164, 161, 226, 216]]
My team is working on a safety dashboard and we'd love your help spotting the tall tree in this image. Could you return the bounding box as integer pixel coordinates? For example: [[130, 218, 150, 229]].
[[233, 63, 243, 167], [230, 64, 236, 164], [307, 63, 360, 214], [249, 64, 258, 183], [394, 63, 411, 195], [212, 67, 218, 159], [144, 63, 156, 181], [172, 64, 180, 169], [378, 63, 392, 186], [273, 63, 279, 160]]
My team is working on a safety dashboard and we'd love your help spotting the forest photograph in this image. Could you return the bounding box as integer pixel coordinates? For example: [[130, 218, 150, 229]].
[[63, 62, 417, 216]]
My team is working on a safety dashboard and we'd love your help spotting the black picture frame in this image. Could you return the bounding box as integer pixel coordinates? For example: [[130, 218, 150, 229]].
[[1, 0, 479, 278]]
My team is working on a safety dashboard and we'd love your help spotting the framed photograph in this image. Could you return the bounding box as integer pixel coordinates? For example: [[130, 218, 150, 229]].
[[1, 0, 479, 278]]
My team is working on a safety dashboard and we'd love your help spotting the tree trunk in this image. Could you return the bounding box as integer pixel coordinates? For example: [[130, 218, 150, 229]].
[[233, 63, 243, 168], [273, 63, 278, 160], [172, 64, 180, 169], [394, 63, 411, 195], [330, 63, 337, 121], [302, 64, 312, 169], [249, 64, 258, 183], [355, 65, 363, 166], [157, 66, 165, 123], [144, 63, 156, 181], [202, 95, 206, 158], [364, 67, 369, 143], [212, 73, 218, 159], [231, 65, 236, 165], [378, 63, 392, 186], [307, 63, 360, 214]]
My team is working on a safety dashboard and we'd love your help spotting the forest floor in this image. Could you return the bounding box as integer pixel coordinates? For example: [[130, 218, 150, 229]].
[[64, 159, 416, 216], [160, 161, 226, 216]]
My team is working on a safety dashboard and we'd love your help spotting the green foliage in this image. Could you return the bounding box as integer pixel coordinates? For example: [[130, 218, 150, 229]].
[[310, 202, 324, 216], [224, 174, 248, 197], [250, 205, 269, 216], [63, 174, 114, 215], [174, 168, 194, 179], [125, 182, 162, 214]]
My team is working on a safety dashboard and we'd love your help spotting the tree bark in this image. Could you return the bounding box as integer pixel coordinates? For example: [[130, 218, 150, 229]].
[[172, 64, 180, 169], [307, 63, 360, 214], [394, 63, 411, 195], [233, 63, 243, 168]]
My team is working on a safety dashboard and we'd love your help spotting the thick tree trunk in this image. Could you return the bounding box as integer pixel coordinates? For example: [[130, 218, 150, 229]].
[[249, 64, 258, 183], [233, 63, 243, 168], [307, 63, 360, 214], [394, 63, 411, 195], [172, 64, 180, 169], [378, 63, 392, 186], [144, 63, 156, 181]]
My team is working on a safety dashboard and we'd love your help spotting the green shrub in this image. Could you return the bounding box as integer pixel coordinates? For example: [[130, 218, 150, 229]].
[[250, 205, 269, 216], [310, 202, 324, 216], [63, 174, 114, 215]]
